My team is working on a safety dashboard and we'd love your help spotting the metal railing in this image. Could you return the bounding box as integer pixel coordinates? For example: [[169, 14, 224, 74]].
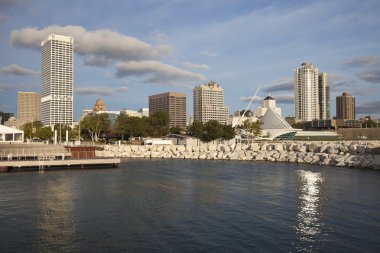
[[0, 148, 72, 161]]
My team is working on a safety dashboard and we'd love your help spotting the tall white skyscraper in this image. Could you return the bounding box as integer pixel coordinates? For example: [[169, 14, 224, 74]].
[[294, 63, 320, 121], [41, 34, 74, 126], [193, 81, 229, 124]]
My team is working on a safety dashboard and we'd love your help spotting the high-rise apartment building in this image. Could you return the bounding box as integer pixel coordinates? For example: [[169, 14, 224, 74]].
[[41, 34, 74, 126], [326, 86, 330, 119], [294, 63, 329, 121], [336, 92, 355, 120], [318, 72, 329, 120], [18, 91, 41, 124], [193, 81, 229, 124], [149, 92, 187, 128]]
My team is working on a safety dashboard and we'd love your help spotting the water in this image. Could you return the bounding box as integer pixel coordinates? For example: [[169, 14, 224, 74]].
[[0, 159, 379, 252]]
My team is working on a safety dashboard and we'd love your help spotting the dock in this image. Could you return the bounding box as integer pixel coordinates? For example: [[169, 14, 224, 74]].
[[0, 158, 120, 172], [0, 143, 120, 172]]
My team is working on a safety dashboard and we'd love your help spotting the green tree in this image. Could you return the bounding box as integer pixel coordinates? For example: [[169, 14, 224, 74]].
[[189, 120, 204, 139], [221, 125, 236, 140], [81, 114, 111, 141], [241, 119, 262, 138], [362, 119, 378, 128], [169, 126, 183, 134], [114, 114, 150, 139], [149, 110, 170, 137], [201, 120, 223, 143], [37, 126, 53, 141], [21, 121, 43, 139], [70, 124, 80, 141], [53, 123, 77, 142]]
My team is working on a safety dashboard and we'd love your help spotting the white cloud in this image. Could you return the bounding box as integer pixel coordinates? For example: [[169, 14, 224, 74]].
[[239, 93, 294, 104], [357, 100, 380, 114], [83, 55, 113, 67], [0, 64, 38, 76], [75, 86, 129, 96], [9, 25, 207, 87], [0, 82, 39, 92], [274, 94, 294, 104], [359, 69, 380, 83], [239, 95, 261, 102], [116, 60, 205, 86], [262, 78, 293, 93], [344, 56, 380, 68], [183, 62, 209, 70], [10, 25, 173, 65]]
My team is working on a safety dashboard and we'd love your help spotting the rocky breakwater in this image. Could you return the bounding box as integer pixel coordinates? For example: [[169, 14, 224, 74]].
[[96, 141, 380, 169]]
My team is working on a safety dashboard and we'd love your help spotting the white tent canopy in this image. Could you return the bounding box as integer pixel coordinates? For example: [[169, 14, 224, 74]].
[[0, 125, 24, 142]]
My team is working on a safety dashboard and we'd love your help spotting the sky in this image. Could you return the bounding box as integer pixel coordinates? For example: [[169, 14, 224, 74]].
[[1, 0, 380, 121]]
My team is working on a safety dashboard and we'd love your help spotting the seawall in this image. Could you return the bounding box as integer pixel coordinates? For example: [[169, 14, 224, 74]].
[[96, 141, 380, 170]]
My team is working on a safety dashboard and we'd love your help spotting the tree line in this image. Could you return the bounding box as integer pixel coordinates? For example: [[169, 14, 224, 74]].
[[21, 110, 263, 143]]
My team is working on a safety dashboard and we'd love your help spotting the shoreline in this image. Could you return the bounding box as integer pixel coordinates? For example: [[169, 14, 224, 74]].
[[96, 141, 380, 170]]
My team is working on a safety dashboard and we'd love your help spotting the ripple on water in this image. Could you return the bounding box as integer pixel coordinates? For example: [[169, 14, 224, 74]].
[[0, 159, 379, 252]]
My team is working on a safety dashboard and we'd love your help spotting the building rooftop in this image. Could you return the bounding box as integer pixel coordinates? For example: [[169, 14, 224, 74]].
[[264, 95, 275, 100]]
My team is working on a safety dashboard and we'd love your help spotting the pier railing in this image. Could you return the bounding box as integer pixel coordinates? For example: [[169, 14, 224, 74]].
[[0, 148, 95, 161], [0, 148, 72, 161]]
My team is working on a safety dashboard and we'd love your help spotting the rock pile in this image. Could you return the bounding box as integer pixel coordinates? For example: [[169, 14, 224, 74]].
[[96, 141, 380, 169]]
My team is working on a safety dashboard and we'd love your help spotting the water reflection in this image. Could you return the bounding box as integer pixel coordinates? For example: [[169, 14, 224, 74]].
[[37, 176, 76, 251], [295, 170, 326, 252]]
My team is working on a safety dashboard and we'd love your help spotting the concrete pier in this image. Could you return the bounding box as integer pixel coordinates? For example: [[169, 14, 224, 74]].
[[0, 158, 120, 172]]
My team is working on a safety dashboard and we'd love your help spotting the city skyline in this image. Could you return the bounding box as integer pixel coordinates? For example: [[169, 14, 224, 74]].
[[1, 0, 380, 120]]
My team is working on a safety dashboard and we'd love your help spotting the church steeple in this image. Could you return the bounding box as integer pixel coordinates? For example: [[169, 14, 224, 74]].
[[93, 98, 107, 112]]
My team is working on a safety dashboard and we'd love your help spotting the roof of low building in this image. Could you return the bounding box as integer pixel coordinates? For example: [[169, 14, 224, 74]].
[[0, 125, 24, 134]]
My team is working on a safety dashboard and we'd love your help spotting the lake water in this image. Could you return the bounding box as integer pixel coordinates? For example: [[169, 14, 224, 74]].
[[0, 159, 379, 252]]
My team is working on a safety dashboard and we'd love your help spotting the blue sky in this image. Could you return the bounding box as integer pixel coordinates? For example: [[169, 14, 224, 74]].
[[1, 0, 380, 121]]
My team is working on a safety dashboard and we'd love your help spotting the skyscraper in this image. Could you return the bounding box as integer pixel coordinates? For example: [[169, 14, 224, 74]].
[[18, 91, 41, 124], [326, 86, 330, 119], [336, 92, 355, 120], [318, 72, 329, 120], [193, 81, 229, 124], [41, 34, 74, 126], [294, 63, 329, 121], [149, 92, 187, 128]]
